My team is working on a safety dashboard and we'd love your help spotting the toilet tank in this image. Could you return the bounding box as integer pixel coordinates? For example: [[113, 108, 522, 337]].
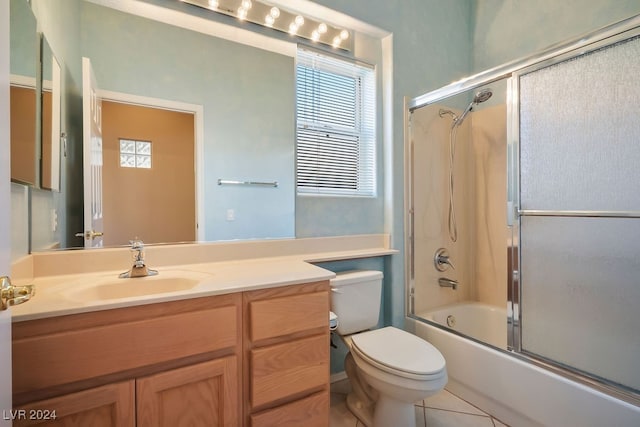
[[330, 270, 383, 335]]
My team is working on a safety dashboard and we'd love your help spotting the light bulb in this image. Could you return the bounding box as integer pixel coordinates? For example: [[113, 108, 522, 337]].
[[265, 15, 275, 26], [294, 15, 305, 26], [241, 0, 252, 9], [340, 29, 350, 40], [318, 23, 327, 34], [270, 7, 280, 18], [311, 30, 320, 41], [207, 0, 218, 9], [238, 7, 247, 20], [332, 36, 341, 47], [289, 22, 298, 34]]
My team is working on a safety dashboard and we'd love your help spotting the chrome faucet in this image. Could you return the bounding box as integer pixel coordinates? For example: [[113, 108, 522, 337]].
[[119, 239, 158, 278], [438, 277, 458, 290]]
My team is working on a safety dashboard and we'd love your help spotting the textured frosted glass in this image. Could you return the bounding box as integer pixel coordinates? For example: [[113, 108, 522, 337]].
[[519, 36, 640, 211], [520, 216, 640, 391], [119, 139, 135, 154]]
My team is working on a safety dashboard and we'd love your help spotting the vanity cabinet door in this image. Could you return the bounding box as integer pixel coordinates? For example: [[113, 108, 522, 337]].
[[136, 357, 239, 427], [13, 381, 134, 427]]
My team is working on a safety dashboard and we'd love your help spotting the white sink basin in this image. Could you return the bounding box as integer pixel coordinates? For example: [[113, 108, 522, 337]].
[[62, 270, 212, 302]]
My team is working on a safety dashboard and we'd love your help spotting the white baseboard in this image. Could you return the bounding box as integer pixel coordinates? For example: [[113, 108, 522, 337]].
[[330, 371, 348, 383]]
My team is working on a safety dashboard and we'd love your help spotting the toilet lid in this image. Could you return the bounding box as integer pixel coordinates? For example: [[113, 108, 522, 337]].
[[351, 327, 445, 376]]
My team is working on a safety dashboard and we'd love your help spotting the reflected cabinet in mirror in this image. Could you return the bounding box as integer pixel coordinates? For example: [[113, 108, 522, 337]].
[[10, 0, 61, 192], [18, 0, 296, 253], [9, 0, 37, 186]]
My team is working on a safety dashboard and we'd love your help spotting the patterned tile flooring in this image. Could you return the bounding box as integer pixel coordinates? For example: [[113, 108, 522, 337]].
[[330, 379, 510, 427]]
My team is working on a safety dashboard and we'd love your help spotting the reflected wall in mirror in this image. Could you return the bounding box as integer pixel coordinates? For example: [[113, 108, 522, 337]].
[[101, 100, 197, 246], [9, 0, 37, 186]]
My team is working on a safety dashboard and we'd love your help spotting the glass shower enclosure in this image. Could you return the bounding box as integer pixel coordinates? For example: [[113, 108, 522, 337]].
[[406, 15, 640, 402]]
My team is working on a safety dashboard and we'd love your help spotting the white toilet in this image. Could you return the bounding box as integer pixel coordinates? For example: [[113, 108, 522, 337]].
[[331, 270, 447, 427]]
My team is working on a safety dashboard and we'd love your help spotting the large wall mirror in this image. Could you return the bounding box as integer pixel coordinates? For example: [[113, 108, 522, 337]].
[[15, 0, 300, 254]]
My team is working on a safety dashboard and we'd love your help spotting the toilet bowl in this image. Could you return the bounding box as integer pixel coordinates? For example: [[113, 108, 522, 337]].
[[330, 271, 447, 427]]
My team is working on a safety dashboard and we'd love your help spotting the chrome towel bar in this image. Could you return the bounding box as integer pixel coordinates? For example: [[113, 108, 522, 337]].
[[217, 179, 278, 188]]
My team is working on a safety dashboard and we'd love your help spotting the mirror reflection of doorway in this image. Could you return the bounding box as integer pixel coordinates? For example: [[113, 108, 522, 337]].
[[101, 101, 196, 246]]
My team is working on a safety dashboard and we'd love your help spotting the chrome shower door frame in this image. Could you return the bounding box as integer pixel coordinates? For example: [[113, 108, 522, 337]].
[[405, 13, 640, 406]]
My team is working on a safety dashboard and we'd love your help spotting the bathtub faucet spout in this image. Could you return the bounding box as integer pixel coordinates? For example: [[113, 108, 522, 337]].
[[438, 277, 458, 290]]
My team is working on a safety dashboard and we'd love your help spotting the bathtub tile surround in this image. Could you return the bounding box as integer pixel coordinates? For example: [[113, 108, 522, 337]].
[[330, 379, 509, 426]]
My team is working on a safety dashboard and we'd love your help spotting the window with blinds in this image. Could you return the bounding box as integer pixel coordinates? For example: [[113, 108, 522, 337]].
[[296, 48, 376, 196]]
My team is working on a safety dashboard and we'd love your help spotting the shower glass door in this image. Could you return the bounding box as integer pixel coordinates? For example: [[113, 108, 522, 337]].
[[516, 33, 640, 394]]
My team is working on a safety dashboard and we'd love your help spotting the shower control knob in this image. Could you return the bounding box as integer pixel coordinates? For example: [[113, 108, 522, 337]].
[[434, 248, 455, 272]]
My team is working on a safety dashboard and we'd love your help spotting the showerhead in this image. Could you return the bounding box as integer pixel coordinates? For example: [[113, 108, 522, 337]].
[[473, 88, 493, 104], [455, 88, 493, 126]]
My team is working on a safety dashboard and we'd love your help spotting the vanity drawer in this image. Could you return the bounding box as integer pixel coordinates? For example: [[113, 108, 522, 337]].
[[248, 284, 329, 342], [13, 294, 241, 399], [250, 390, 329, 427], [250, 334, 328, 409]]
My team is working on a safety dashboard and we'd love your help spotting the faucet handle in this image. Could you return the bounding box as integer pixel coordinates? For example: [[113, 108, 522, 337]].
[[434, 248, 455, 272], [129, 239, 144, 250]]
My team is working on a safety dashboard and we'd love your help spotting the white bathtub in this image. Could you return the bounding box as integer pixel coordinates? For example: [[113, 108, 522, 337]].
[[408, 307, 640, 427], [421, 302, 507, 349]]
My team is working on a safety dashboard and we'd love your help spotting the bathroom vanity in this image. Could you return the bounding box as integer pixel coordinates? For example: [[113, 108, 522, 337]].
[[8, 235, 395, 426], [12, 279, 329, 427]]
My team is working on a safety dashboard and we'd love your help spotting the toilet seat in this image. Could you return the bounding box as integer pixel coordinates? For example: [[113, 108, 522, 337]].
[[350, 327, 446, 380]]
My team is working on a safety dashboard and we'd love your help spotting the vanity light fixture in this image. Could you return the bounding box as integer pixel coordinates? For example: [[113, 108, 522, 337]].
[[180, 0, 353, 51]]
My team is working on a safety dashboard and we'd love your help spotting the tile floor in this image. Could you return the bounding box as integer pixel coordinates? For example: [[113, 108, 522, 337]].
[[330, 379, 510, 427]]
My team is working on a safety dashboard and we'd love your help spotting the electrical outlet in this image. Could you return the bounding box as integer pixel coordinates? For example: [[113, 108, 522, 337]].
[[226, 209, 235, 221], [51, 209, 58, 232]]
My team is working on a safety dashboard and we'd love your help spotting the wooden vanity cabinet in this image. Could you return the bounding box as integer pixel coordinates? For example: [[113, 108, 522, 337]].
[[12, 293, 242, 426], [11, 280, 331, 427], [13, 381, 135, 427], [243, 280, 330, 427]]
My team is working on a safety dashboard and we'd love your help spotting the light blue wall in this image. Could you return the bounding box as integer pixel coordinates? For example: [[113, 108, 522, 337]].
[[80, 2, 295, 242], [473, 0, 640, 72], [10, 0, 37, 78]]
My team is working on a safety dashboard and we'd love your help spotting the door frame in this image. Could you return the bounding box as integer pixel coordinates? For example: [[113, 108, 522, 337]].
[[1, 0, 13, 421], [97, 89, 205, 241]]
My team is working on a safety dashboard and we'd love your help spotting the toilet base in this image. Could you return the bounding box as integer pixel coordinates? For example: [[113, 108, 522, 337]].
[[373, 395, 417, 427], [346, 391, 418, 427], [344, 352, 377, 426], [343, 348, 446, 427], [346, 392, 373, 427]]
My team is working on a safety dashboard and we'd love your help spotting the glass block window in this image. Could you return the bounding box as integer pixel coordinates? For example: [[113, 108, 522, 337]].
[[120, 139, 152, 169]]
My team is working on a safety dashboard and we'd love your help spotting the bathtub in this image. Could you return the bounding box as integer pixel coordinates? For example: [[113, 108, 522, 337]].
[[408, 304, 640, 427], [421, 302, 507, 349]]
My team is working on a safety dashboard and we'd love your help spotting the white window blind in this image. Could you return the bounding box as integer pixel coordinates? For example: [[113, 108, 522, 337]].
[[296, 48, 376, 196]]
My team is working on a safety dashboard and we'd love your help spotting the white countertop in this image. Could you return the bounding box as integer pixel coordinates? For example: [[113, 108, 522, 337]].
[[10, 234, 398, 322], [10, 257, 336, 322]]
